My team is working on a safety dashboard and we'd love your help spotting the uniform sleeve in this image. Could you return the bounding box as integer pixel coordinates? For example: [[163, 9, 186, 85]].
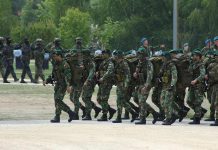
[[64, 61, 72, 86], [196, 64, 205, 82], [123, 61, 131, 86], [87, 61, 96, 81], [145, 61, 154, 86], [170, 64, 178, 86], [102, 61, 114, 80]]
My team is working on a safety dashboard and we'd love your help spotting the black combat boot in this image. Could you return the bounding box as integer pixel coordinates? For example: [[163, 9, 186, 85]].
[[108, 107, 116, 120], [130, 110, 138, 122], [80, 105, 86, 118], [50, 115, 60, 123], [94, 106, 101, 118], [20, 79, 27, 83], [72, 113, 79, 120], [189, 117, 200, 124], [122, 110, 130, 120], [170, 114, 178, 124], [157, 111, 165, 121], [152, 112, 159, 124], [178, 110, 186, 122], [200, 108, 207, 119], [97, 114, 108, 121], [68, 110, 75, 122], [210, 119, 218, 126], [14, 78, 19, 82], [112, 114, 122, 123], [3, 78, 10, 83], [82, 113, 92, 121], [162, 118, 172, 125], [183, 106, 190, 118], [205, 113, 215, 121], [135, 117, 146, 125]]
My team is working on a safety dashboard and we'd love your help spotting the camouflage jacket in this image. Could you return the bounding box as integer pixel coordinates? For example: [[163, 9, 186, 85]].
[[21, 43, 32, 61], [189, 60, 205, 83], [82, 58, 96, 83], [114, 59, 130, 86], [207, 59, 218, 84], [3, 44, 14, 61], [135, 59, 153, 87]]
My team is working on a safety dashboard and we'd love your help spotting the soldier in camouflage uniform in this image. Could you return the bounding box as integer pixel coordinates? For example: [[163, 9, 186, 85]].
[[81, 50, 101, 120], [209, 51, 218, 126], [159, 51, 180, 125], [134, 47, 159, 125], [140, 37, 152, 57], [47, 50, 75, 123], [3, 37, 19, 83], [0, 37, 5, 78], [32, 39, 45, 83], [96, 50, 116, 121], [20, 38, 35, 83], [108, 50, 138, 123], [187, 50, 206, 124]]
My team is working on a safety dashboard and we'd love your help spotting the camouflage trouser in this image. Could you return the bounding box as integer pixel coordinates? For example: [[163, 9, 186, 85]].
[[160, 88, 178, 119], [211, 84, 218, 119], [82, 81, 95, 114], [176, 83, 186, 107], [97, 82, 113, 114], [21, 59, 33, 80], [137, 85, 150, 119], [54, 83, 71, 115], [116, 84, 133, 116], [187, 86, 204, 118], [35, 62, 45, 81], [70, 84, 82, 114], [207, 86, 215, 115], [0, 58, 5, 77], [4, 59, 17, 80], [152, 86, 163, 113]]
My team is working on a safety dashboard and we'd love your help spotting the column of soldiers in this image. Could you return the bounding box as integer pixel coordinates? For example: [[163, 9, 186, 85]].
[[1, 35, 218, 126], [0, 36, 46, 83]]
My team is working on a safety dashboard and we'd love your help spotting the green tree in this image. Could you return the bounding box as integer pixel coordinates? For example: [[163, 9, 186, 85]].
[[59, 8, 91, 48]]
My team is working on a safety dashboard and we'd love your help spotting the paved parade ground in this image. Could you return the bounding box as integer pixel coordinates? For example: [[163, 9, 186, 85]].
[[0, 82, 217, 150]]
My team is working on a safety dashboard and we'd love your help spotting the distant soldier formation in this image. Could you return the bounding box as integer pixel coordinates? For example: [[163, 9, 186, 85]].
[[0, 36, 218, 126]]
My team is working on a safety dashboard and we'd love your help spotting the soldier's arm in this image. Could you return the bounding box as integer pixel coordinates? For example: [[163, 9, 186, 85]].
[[170, 64, 178, 86], [145, 61, 154, 87], [196, 64, 206, 82], [64, 62, 72, 86], [87, 61, 96, 81], [101, 61, 114, 81]]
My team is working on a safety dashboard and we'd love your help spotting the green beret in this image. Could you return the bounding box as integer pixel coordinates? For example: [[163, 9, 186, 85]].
[[214, 51, 218, 56], [137, 47, 149, 56], [214, 36, 218, 42], [192, 49, 202, 56], [206, 50, 214, 56], [161, 51, 171, 58], [113, 50, 123, 57]]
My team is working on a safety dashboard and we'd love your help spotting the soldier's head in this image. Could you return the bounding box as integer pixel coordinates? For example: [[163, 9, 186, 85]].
[[137, 47, 148, 60], [112, 50, 123, 62], [161, 51, 171, 62], [205, 39, 212, 48], [140, 37, 148, 48], [52, 50, 63, 62], [75, 37, 82, 46], [5, 36, 12, 45], [54, 38, 61, 47], [23, 37, 30, 45], [0, 37, 4, 45], [183, 43, 189, 53], [213, 36, 218, 47], [169, 49, 179, 58], [192, 49, 202, 61], [206, 50, 214, 59], [36, 38, 43, 46]]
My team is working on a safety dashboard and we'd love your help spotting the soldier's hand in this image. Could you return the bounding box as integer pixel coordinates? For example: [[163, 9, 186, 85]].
[[67, 86, 73, 93], [141, 86, 147, 95], [133, 72, 138, 78], [191, 80, 197, 85], [99, 78, 103, 83]]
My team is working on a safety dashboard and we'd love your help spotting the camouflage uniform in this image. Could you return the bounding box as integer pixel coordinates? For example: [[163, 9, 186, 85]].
[[33, 39, 45, 83], [3, 38, 19, 83], [97, 57, 116, 121], [160, 52, 179, 125], [20, 41, 34, 83], [50, 51, 75, 123], [208, 52, 218, 126], [187, 51, 206, 124], [0, 38, 5, 78]]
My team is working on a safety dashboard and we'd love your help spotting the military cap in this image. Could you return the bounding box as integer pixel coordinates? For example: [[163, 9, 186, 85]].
[[112, 50, 123, 57], [192, 49, 202, 56], [205, 39, 211, 45], [169, 49, 179, 54], [183, 43, 189, 47], [161, 51, 171, 58], [137, 47, 149, 56], [36, 38, 43, 42], [75, 37, 82, 41], [206, 50, 214, 56], [54, 38, 61, 42], [140, 37, 148, 44], [213, 36, 218, 42]]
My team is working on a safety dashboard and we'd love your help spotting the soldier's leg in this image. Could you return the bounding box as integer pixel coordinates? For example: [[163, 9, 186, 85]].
[[70, 87, 82, 119], [187, 88, 195, 110], [210, 85, 218, 126], [34, 64, 40, 83], [25, 60, 34, 82], [3, 62, 11, 83], [206, 87, 215, 120]]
